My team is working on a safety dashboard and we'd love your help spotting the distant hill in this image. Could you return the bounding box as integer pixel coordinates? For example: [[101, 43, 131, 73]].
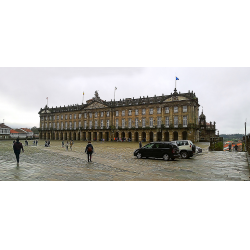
[[220, 134, 244, 142]]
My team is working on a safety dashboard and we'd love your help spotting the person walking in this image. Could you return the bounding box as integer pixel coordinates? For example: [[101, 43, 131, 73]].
[[139, 141, 142, 148], [85, 141, 94, 162], [13, 138, 24, 166], [62, 140, 64, 148], [70, 140, 73, 151], [66, 141, 69, 151]]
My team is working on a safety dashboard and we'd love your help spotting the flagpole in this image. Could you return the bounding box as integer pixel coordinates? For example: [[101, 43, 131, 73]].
[[82, 92, 84, 104]]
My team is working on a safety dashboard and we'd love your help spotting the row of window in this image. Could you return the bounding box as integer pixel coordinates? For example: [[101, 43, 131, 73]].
[[41, 116, 188, 130], [41, 106, 189, 121], [0, 129, 10, 134]]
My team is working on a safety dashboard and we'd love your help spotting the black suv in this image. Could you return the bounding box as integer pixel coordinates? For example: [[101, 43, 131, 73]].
[[134, 142, 180, 161]]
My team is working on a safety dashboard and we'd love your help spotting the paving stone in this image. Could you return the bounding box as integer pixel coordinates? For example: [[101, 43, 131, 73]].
[[0, 140, 249, 181]]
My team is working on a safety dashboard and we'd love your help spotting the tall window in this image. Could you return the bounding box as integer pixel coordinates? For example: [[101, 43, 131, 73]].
[[116, 111, 119, 116], [142, 109, 146, 115], [101, 112, 104, 117], [174, 106, 178, 113], [128, 118, 132, 128], [53, 123, 55, 129], [49, 123, 51, 129], [101, 120, 104, 129], [95, 120, 98, 129], [69, 114, 72, 119], [79, 114, 82, 119], [106, 120, 110, 129], [142, 118, 146, 128], [61, 122, 63, 130], [61, 115, 63, 119], [135, 118, 138, 128], [183, 106, 187, 112], [74, 114, 76, 119], [84, 113, 87, 119], [165, 117, 169, 127], [106, 111, 110, 117], [65, 115, 68, 120], [65, 122, 68, 129], [157, 117, 161, 128], [89, 113, 92, 118], [69, 122, 72, 129], [122, 110, 125, 116], [89, 121, 92, 129], [149, 108, 154, 115], [122, 119, 125, 128], [78, 121, 81, 128], [183, 116, 187, 127], [150, 118, 153, 127], [174, 116, 178, 127], [84, 121, 87, 129], [57, 122, 59, 130], [157, 107, 161, 114], [116, 119, 119, 129], [128, 110, 132, 116], [135, 109, 139, 115], [74, 122, 76, 129], [95, 112, 98, 118], [57, 115, 59, 120]]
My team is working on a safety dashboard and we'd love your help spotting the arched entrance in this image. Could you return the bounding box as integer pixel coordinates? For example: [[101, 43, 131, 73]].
[[182, 131, 187, 140], [157, 132, 162, 141], [121, 132, 125, 140], [115, 132, 119, 140], [128, 132, 132, 141], [164, 132, 169, 141], [105, 132, 109, 141], [142, 132, 146, 142], [99, 132, 103, 141], [88, 132, 92, 141], [150, 132, 154, 142], [134, 132, 139, 142], [173, 131, 178, 141]]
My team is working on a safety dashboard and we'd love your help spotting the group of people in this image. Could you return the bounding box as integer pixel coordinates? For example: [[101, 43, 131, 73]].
[[62, 140, 74, 150], [13, 139, 95, 166]]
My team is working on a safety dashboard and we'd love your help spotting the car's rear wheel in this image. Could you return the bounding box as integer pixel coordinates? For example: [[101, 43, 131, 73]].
[[136, 153, 142, 159], [163, 154, 170, 161], [181, 151, 189, 159]]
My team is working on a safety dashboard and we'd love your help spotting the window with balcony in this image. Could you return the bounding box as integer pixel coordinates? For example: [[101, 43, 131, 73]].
[[165, 117, 169, 127], [157, 117, 161, 128], [150, 118, 153, 128], [183, 116, 187, 127], [174, 116, 178, 127]]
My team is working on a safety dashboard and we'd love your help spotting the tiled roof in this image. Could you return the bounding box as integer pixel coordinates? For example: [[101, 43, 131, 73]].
[[0, 123, 11, 129], [10, 129, 19, 134], [21, 128, 33, 133], [14, 129, 27, 133]]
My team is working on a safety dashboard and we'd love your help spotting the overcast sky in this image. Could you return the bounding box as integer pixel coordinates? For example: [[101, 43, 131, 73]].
[[0, 67, 249, 134]]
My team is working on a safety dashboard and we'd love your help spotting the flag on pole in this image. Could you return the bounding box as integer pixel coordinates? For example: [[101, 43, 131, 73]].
[[176, 77, 179, 80], [115, 87, 117, 90], [83, 92, 84, 95]]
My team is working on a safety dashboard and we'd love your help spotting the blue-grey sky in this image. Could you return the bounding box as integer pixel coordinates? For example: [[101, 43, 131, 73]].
[[0, 67, 249, 134]]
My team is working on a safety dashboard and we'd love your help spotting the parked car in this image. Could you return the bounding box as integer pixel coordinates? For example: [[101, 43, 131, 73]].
[[171, 140, 196, 159], [134, 142, 180, 161]]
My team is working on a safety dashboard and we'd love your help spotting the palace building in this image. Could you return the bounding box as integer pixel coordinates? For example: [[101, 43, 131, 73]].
[[38, 88, 217, 142]]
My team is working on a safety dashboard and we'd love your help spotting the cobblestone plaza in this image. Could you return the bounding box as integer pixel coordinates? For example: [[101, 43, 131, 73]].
[[0, 140, 249, 181]]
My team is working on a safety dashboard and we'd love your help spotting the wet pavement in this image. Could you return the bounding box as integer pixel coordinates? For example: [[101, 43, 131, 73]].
[[0, 140, 249, 181]]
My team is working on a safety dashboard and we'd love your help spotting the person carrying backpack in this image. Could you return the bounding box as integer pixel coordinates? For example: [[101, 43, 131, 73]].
[[85, 141, 94, 162]]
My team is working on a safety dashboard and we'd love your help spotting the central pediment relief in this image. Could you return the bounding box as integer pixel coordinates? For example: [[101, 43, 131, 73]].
[[164, 96, 189, 102], [85, 101, 108, 110]]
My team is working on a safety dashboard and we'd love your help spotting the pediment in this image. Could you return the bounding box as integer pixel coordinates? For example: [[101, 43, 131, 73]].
[[85, 101, 109, 109], [163, 96, 190, 102]]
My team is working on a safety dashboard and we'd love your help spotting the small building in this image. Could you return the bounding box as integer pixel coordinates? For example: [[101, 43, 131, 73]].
[[10, 129, 27, 139], [0, 123, 11, 139], [21, 128, 34, 138]]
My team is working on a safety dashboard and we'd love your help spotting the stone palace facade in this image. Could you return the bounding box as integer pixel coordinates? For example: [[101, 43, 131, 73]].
[[38, 89, 217, 142]]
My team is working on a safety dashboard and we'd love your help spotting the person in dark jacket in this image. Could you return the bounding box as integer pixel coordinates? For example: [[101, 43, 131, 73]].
[[85, 141, 94, 162], [13, 138, 24, 166]]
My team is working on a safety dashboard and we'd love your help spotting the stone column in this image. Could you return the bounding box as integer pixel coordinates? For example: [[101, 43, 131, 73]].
[[146, 132, 150, 142], [169, 131, 173, 141], [153, 132, 157, 142]]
